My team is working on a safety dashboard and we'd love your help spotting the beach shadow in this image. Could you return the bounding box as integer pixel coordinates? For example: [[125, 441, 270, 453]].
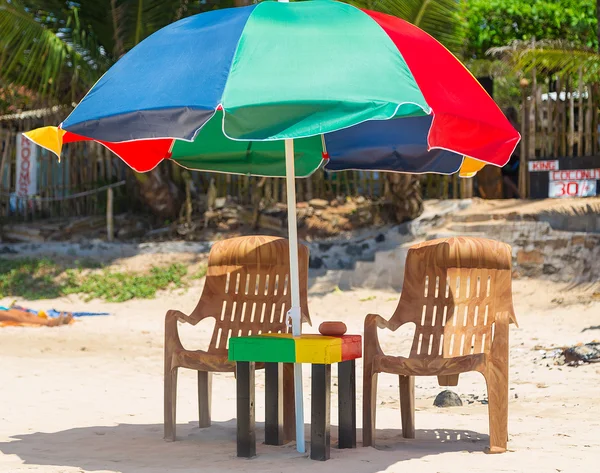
[[582, 325, 600, 332], [0, 420, 489, 473]]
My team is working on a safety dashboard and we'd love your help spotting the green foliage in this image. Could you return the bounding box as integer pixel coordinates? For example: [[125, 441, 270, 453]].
[[0, 258, 64, 300], [491, 40, 600, 82], [0, 0, 104, 101], [0, 0, 235, 103], [0, 258, 203, 302], [62, 263, 188, 302], [347, 0, 466, 53], [463, 0, 598, 59], [190, 264, 208, 280]]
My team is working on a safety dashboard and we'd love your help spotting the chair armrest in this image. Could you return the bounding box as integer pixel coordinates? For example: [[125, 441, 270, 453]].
[[365, 313, 402, 330], [490, 311, 510, 362], [364, 313, 398, 357], [165, 310, 201, 352], [166, 309, 201, 326]]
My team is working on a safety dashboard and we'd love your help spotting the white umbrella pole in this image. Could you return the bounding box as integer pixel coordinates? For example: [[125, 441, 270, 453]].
[[284, 138, 305, 454]]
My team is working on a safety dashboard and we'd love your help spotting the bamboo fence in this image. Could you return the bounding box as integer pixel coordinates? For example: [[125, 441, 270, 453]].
[[0, 108, 463, 223], [518, 74, 599, 197]]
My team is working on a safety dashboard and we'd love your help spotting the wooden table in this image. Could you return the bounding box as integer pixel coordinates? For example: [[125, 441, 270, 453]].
[[229, 333, 362, 461]]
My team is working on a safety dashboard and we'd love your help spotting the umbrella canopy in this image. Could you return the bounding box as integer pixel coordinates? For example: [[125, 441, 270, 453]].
[[24, 0, 520, 456], [25, 0, 519, 177]]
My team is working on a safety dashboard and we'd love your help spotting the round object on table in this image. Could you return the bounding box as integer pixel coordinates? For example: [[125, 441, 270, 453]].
[[319, 321, 347, 336]]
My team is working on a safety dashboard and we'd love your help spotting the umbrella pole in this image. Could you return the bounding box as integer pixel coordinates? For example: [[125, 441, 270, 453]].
[[284, 138, 305, 454]]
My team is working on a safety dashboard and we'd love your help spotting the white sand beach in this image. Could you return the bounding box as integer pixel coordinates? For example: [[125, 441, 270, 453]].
[[1, 277, 599, 473]]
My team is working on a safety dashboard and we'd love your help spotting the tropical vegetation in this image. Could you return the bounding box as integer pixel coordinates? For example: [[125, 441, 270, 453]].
[[0, 0, 467, 222], [1, 0, 598, 221]]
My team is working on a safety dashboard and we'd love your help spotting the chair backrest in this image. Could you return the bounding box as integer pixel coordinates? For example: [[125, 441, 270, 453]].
[[391, 237, 515, 359], [190, 235, 311, 354]]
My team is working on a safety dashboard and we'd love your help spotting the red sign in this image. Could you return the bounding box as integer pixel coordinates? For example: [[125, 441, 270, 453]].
[[549, 169, 600, 181], [549, 180, 597, 198], [16, 133, 37, 197], [528, 160, 559, 172]]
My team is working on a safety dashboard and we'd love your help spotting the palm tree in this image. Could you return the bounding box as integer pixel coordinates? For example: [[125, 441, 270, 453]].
[[487, 0, 600, 81], [1, 0, 464, 222], [0, 0, 231, 219], [348, 0, 464, 54], [347, 0, 465, 221], [488, 40, 600, 83]]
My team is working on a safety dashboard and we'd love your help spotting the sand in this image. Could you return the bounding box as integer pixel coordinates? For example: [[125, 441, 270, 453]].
[[1, 278, 599, 473]]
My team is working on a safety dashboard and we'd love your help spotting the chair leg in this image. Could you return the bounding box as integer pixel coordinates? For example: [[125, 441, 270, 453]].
[[484, 364, 508, 454], [399, 375, 415, 439], [198, 371, 212, 428], [164, 366, 178, 441], [437, 374, 459, 386], [362, 368, 378, 447]]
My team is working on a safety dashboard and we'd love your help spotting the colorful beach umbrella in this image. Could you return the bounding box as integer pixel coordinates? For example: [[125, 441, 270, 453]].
[[24, 0, 520, 454]]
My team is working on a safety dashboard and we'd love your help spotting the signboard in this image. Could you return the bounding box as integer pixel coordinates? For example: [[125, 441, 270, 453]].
[[548, 180, 597, 198], [15, 133, 38, 197], [528, 160, 559, 172], [549, 169, 600, 181], [528, 156, 600, 199]]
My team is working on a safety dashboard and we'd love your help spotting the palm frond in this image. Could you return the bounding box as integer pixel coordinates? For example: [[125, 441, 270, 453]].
[[347, 0, 465, 54], [0, 0, 104, 101], [464, 58, 512, 79], [142, 0, 235, 40], [489, 39, 600, 82]]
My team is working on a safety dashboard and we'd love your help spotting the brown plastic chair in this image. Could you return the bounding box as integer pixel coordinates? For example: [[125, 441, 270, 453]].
[[164, 235, 311, 441], [363, 237, 517, 454]]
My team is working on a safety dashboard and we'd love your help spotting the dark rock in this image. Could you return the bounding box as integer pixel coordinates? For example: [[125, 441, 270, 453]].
[[309, 256, 324, 269], [543, 264, 559, 275], [375, 233, 386, 243], [563, 343, 600, 364], [0, 246, 17, 254], [337, 259, 354, 270], [433, 390, 463, 408], [397, 223, 410, 235], [318, 243, 333, 252], [345, 244, 363, 256]]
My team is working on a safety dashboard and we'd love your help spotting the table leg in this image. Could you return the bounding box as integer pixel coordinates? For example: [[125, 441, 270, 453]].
[[338, 360, 356, 449], [282, 363, 296, 443], [265, 362, 283, 445], [311, 364, 331, 461], [236, 361, 256, 458]]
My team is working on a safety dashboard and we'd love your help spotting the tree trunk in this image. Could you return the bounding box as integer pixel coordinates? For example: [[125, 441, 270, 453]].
[[111, 1, 183, 221], [135, 165, 182, 220], [476, 165, 504, 199], [385, 174, 424, 223]]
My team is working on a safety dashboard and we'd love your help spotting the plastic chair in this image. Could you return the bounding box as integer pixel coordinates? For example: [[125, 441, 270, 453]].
[[363, 237, 517, 453], [164, 235, 311, 441]]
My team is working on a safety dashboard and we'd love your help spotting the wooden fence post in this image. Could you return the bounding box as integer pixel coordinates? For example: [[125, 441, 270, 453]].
[[459, 177, 473, 199], [107, 187, 114, 242], [519, 78, 530, 198]]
